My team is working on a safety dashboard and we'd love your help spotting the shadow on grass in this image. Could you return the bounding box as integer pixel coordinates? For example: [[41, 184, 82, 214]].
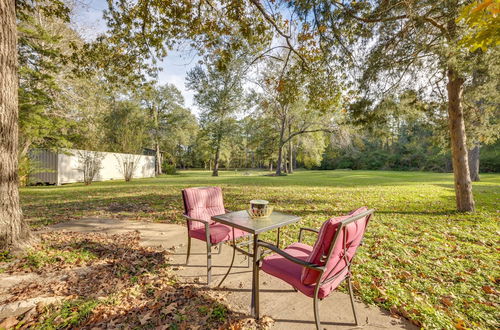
[[22, 171, 499, 231]]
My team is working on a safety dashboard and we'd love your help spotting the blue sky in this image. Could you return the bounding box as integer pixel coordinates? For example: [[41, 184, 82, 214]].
[[71, 0, 199, 114]]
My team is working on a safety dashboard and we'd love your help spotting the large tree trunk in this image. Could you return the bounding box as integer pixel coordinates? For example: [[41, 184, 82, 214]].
[[0, 0, 33, 250], [288, 137, 293, 174], [468, 144, 480, 182], [446, 68, 475, 212]]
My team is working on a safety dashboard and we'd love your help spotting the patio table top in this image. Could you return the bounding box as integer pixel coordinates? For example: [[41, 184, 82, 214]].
[[211, 210, 301, 235]]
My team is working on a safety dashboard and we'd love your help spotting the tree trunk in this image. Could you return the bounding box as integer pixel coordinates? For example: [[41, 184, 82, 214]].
[[275, 118, 286, 175], [155, 142, 162, 175], [269, 160, 273, 171], [0, 0, 33, 251], [288, 137, 293, 174], [276, 143, 285, 175], [468, 144, 480, 182], [447, 68, 475, 212], [284, 147, 288, 174], [212, 143, 221, 177], [19, 139, 31, 159]]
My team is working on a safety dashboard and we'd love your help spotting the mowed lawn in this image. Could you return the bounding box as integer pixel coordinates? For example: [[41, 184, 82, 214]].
[[20, 170, 499, 329]]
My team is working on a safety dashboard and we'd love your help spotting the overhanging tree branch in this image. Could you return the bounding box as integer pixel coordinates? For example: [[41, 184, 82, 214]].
[[248, 0, 309, 66]]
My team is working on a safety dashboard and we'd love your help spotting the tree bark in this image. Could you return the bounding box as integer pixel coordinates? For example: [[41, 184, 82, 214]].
[[446, 68, 475, 212], [288, 133, 293, 174], [283, 145, 290, 174], [151, 103, 162, 175], [275, 117, 286, 175], [212, 141, 221, 177], [468, 144, 480, 182], [0, 0, 33, 250], [155, 142, 162, 175], [276, 143, 285, 175]]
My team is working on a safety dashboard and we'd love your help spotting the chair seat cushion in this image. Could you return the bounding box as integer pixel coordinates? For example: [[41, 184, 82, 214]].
[[189, 223, 248, 244], [261, 242, 348, 299]]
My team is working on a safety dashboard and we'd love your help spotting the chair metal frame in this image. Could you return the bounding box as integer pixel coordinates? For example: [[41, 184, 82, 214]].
[[256, 209, 374, 329], [184, 210, 251, 285]]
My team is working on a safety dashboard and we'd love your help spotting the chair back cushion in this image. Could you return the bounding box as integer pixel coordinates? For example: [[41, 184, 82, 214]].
[[301, 207, 370, 285], [182, 187, 225, 230]]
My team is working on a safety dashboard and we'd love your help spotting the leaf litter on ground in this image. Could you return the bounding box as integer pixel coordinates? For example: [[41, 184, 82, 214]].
[[0, 231, 273, 329]]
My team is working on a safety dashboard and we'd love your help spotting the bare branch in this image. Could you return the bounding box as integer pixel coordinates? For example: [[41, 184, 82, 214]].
[[423, 16, 447, 34], [247, 0, 309, 66]]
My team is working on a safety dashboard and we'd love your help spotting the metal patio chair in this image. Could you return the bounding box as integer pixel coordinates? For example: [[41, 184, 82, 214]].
[[182, 186, 249, 284], [257, 207, 374, 329]]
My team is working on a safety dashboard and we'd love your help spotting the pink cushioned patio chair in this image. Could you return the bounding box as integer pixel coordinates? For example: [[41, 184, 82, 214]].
[[182, 186, 249, 284], [257, 207, 374, 329]]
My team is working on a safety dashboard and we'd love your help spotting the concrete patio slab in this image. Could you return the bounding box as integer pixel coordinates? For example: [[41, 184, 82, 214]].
[[49, 218, 417, 330]]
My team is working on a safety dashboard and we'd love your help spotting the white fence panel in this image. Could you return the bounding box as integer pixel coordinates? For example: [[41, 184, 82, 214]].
[[30, 149, 155, 185], [29, 149, 58, 184]]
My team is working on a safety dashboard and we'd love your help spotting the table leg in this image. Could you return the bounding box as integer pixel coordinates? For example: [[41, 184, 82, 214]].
[[251, 233, 260, 319]]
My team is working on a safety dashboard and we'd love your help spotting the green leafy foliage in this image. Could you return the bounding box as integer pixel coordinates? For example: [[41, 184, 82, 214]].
[[0, 250, 12, 263], [187, 47, 249, 176], [458, 0, 500, 51], [163, 164, 177, 175], [480, 140, 500, 172], [320, 128, 452, 172], [209, 303, 228, 322], [140, 83, 198, 169], [17, 10, 77, 156], [103, 100, 150, 154]]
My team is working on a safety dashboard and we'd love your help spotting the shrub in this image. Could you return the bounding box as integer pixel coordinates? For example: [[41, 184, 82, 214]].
[[163, 163, 177, 175], [77, 151, 104, 185], [115, 154, 141, 182], [480, 142, 500, 172], [18, 155, 45, 187]]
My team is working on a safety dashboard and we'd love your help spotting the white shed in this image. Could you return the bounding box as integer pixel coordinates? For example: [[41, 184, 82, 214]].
[[30, 149, 155, 185]]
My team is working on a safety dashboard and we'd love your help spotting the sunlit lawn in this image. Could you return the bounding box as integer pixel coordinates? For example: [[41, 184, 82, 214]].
[[20, 170, 500, 329]]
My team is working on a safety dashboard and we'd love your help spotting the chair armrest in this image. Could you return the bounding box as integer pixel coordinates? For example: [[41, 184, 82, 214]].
[[257, 240, 324, 271], [183, 214, 209, 226], [298, 227, 319, 242]]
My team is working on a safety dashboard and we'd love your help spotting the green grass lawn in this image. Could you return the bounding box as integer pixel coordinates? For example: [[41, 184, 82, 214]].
[[20, 170, 500, 329]]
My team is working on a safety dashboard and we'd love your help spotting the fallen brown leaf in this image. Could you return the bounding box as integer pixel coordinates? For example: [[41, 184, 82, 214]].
[[0, 317, 19, 329]]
